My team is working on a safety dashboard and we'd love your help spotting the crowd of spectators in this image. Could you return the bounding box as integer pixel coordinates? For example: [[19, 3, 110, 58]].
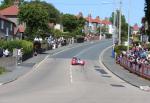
[[116, 43, 150, 67], [33, 36, 75, 56]]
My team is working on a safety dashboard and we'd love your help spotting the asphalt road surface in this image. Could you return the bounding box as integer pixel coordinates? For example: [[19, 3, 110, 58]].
[[0, 39, 149, 103]]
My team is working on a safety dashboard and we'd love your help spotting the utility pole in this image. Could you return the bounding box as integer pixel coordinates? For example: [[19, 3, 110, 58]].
[[113, 0, 116, 47], [127, 0, 131, 51], [112, 0, 116, 58], [118, 0, 122, 45]]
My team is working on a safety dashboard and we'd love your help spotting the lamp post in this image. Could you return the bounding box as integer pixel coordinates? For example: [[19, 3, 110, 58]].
[[127, 0, 131, 51], [118, 0, 122, 45]]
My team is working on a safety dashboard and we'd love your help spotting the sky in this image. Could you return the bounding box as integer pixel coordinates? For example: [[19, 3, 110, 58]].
[[0, 0, 145, 26]]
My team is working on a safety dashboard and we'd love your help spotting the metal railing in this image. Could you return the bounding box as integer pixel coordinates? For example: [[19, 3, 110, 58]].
[[117, 56, 150, 80]]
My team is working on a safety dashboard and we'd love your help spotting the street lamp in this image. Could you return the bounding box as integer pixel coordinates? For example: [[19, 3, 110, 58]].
[[118, 0, 122, 45], [127, 0, 131, 51]]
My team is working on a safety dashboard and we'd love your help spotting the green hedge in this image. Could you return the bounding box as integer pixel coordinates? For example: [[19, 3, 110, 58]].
[[105, 33, 112, 38], [114, 45, 127, 55], [0, 40, 33, 61]]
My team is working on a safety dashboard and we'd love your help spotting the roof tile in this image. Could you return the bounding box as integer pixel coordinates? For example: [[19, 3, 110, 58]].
[[0, 5, 19, 16]]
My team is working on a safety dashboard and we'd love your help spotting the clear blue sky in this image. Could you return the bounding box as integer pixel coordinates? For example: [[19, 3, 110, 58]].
[[0, 0, 145, 26], [45, 0, 145, 27]]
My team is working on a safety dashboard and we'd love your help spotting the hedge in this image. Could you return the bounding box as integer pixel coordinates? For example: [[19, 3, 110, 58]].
[[0, 40, 33, 61], [114, 45, 127, 56]]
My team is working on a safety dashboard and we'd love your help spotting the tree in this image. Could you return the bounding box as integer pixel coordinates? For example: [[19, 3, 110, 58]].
[[76, 16, 86, 28], [18, 2, 49, 39], [29, 0, 60, 24], [0, 0, 24, 9], [40, 2, 60, 24], [61, 14, 78, 32], [110, 10, 129, 43], [145, 0, 150, 37]]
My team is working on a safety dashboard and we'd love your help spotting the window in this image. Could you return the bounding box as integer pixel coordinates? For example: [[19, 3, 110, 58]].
[[1, 20, 4, 29], [10, 23, 13, 31], [6, 27, 9, 36]]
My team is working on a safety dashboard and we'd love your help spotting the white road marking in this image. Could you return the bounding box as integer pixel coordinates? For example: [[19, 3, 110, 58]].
[[0, 83, 3, 85], [98, 45, 126, 82], [99, 45, 113, 71], [140, 86, 150, 92], [69, 65, 73, 83]]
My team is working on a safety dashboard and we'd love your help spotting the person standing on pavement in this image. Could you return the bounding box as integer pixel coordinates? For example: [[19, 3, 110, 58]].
[[3, 49, 9, 57]]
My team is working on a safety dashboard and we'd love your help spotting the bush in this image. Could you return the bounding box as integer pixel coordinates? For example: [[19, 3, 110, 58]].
[[105, 33, 112, 38], [0, 66, 6, 74], [0, 40, 33, 61], [75, 35, 84, 43], [114, 45, 127, 55]]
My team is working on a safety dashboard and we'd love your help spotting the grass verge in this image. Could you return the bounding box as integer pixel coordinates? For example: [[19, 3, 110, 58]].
[[0, 66, 6, 75]]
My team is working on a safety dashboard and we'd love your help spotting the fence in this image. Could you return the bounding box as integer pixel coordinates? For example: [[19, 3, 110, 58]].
[[118, 57, 150, 80]]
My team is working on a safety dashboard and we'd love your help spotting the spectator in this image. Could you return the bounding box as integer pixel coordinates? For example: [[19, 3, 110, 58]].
[[3, 49, 9, 57]]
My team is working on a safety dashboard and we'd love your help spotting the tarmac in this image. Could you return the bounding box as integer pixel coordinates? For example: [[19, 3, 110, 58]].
[[0, 42, 149, 88]]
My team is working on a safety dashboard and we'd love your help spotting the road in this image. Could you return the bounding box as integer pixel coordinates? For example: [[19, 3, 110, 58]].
[[0, 39, 149, 103]]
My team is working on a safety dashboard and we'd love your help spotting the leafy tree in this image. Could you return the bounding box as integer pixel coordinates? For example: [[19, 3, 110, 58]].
[[29, 0, 60, 24], [18, 2, 49, 39], [0, 0, 24, 9], [61, 13, 86, 38], [76, 17, 86, 28], [61, 14, 78, 32], [145, 0, 150, 37], [41, 2, 60, 24], [110, 10, 129, 43]]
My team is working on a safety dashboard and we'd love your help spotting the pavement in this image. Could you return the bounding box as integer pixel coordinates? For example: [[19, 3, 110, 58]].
[[102, 46, 150, 88]]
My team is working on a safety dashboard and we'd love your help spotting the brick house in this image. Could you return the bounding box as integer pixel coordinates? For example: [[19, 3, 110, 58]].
[[85, 15, 112, 35], [0, 0, 25, 39], [0, 14, 16, 39]]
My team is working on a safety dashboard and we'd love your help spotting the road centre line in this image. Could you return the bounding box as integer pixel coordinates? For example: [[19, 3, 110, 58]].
[[69, 65, 73, 83]]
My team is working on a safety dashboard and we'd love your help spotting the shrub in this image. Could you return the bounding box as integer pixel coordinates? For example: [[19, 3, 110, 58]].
[[105, 33, 112, 38], [0, 40, 33, 61], [114, 45, 127, 55]]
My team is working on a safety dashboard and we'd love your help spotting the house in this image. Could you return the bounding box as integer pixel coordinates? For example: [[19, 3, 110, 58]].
[[85, 15, 112, 35], [54, 24, 63, 32], [85, 15, 101, 35], [0, 5, 19, 25], [0, 0, 25, 39], [0, 14, 16, 39], [132, 23, 140, 35], [101, 18, 112, 34]]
